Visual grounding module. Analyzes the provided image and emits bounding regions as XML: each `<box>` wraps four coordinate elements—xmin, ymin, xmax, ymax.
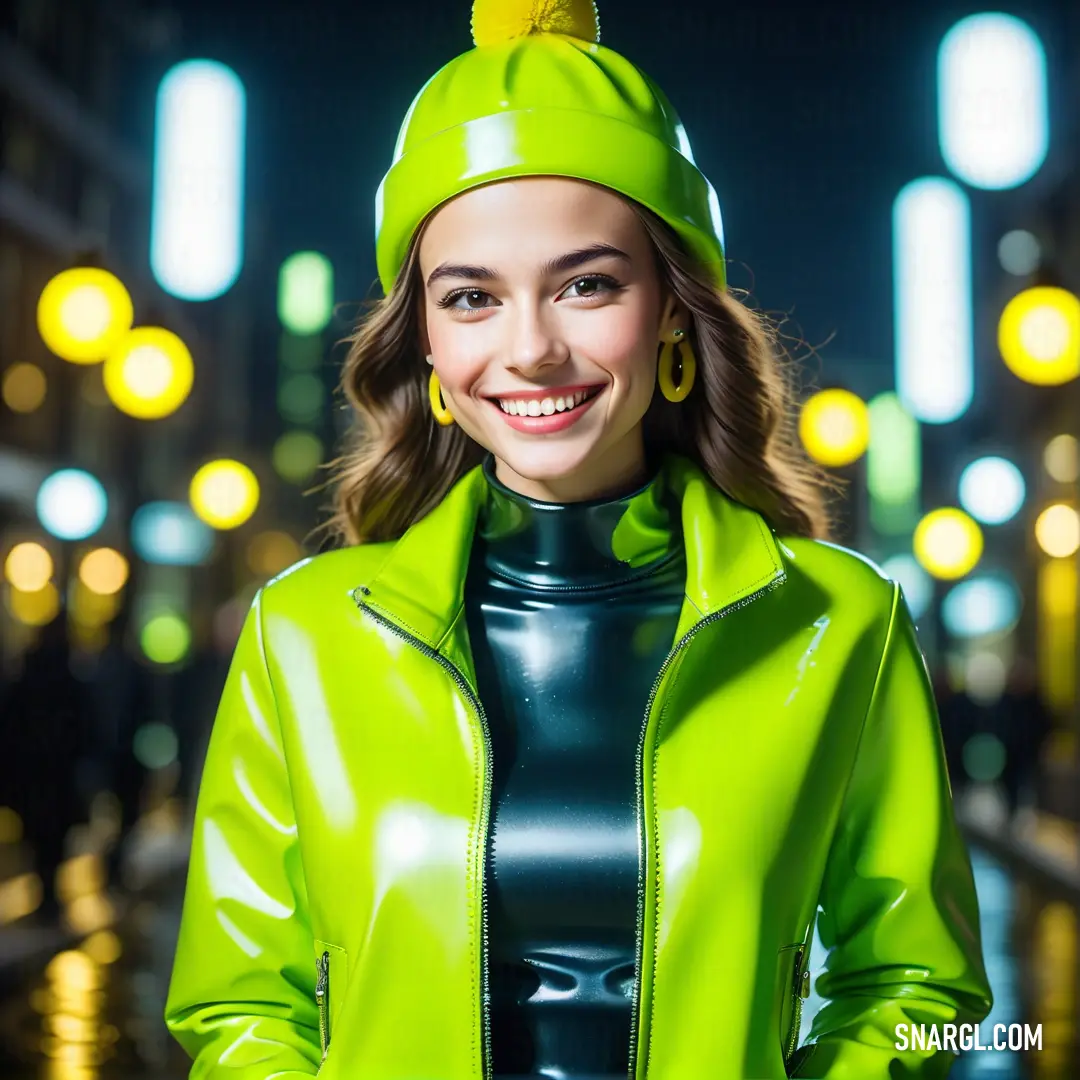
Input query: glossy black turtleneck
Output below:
<box><xmin>463</xmin><ymin>450</ymin><xmax>687</xmax><ymax>1080</ymax></box>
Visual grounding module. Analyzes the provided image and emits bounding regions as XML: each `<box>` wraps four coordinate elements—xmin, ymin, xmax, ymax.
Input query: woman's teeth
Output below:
<box><xmin>495</xmin><ymin>388</ymin><xmax>596</xmax><ymax>416</ymax></box>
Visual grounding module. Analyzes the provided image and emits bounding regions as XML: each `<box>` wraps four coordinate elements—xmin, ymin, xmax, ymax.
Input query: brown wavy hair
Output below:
<box><xmin>322</xmin><ymin>196</ymin><xmax>841</xmax><ymax>546</ymax></box>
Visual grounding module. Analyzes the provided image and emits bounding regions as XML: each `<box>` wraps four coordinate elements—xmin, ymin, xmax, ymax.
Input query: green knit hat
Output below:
<box><xmin>374</xmin><ymin>0</ymin><xmax>726</xmax><ymax>293</ymax></box>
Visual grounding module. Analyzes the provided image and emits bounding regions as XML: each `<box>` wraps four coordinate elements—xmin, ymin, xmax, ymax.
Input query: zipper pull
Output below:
<box><xmin>794</xmin><ymin>945</ymin><xmax>811</xmax><ymax>998</ymax></box>
<box><xmin>315</xmin><ymin>951</ymin><xmax>330</xmax><ymax>1060</ymax></box>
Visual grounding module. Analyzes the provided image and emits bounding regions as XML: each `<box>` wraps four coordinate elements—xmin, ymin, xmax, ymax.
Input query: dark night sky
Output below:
<box><xmin>135</xmin><ymin>0</ymin><xmax>1078</xmax><ymax>405</ymax></box>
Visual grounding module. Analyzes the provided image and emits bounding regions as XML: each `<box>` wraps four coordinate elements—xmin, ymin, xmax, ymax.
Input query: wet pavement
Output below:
<box><xmin>0</xmin><ymin>802</ymin><xmax>1076</xmax><ymax>1079</ymax></box>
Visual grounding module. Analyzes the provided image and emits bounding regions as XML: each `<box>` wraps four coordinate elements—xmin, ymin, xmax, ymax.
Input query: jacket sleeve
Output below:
<box><xmin>788</xmin><ymin>582</ymin><xmax>993</xmax><ymax>1079</ymax></box>
<box><xmin>164</xmin><ymin>588</ymin><xmax>321</xmax><ymax>1077</ymax></box>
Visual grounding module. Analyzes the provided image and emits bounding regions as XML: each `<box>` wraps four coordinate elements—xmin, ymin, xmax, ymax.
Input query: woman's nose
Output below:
<box><xmin>507</xmin><ymin>305</ymin><xmax>567</xmax><ymax>374</ymax></box>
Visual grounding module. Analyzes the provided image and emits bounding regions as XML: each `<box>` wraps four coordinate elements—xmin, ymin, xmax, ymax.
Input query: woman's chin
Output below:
<box><xmin>484</xmin><ymin>439</ymin><xmax>602</xmax><ymax>493</ymax></box>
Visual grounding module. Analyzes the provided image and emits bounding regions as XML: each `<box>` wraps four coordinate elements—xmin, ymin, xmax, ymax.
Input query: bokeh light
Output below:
<box><xmin>942</xmin><ymin>573</ymin><xmax>1021</xmax><ymax>638</ymax></box>
<box><xmin>938</xmin><ymin>13</ymin><xmax>1048</xmax><ymax>190</ymax></box>
<box><xmin>81</xmin><ymin>930</ymin><xmax>122</xmax><ymax>965</ymax></box>
<box><xmin>36</xmin><ymin>267</ymin><xmax>134</xmax><ymax>363</ymax></box>
<box><xmin>36</xmin><ymin>469</ymin><xmax>107</xmax><ymax>541</ymax></box>
<box><xmin>278</xmin><ymin>251</ymin><xmax>334</xmax><ymax>335</ymax></box>
<box><xmin>78</xmin><ymin>548</ymin><xmax>129</xmax><ymax>595</ymax></box>
<box><xmin>958</xmin><ymin>456</ymin><xmax>1025</xmax><ymax>524</ymax></box>
<box><xmin>867</xmin><ymin>392</ymin><xmax>920</xmax><ymax>535</ymax></box>
<box><xmin>1044</xmin><ymin>434</ymin><xmax>1079</xmax><ymax>483</ymax></box>
<box><xmin>189</xmin><ymin>459</ymin><xmax>260</xmax><ymax>530</ymax></box>
<box><xmin>6</xmin><ymin>583</ymin><xmax>60</xmax><ymax>626</ymax></box>
<box><xmin>103</xmin><ymin>326</ymin><xmax>194</xmax><ymax>419</ymax></box>
<box><xmin>893</xmin><ymin>177</ymin><xmax>973</xmax><ymax>423</ymax></box>
<box><xmin>881</xmin><ymin>553</ymin><xmax>934</xmax><ymax>621</ymax></box>
<box><xmin>140</xmin><ymin>612</ymin><xmax>191</xmax><ymax>664</ymax></box>
<box><xmin>4</xmin><ymin>542</ymin><xmax>53</xmax><ymax>592</ymax></box>
<box><xmin>133</xmin><ymin>722</ymin><xmax>179</xmax><ymax>769</ymax></box>
<box><xmin>71</xmin><ymin>578</ymin><xmax>121</xmax><ymax>629</ymax></box>
<box><xmin>962</xmin><ymin>731</ymin><xmax>1007</xmax><ymax>781</ymax></box>
<box><xmin>273</xmin><ymin>431</ymin><xmax>323</xmax><ymax>484</ymax></box>
<box><xmin>151</xmin><ymin>60</ymin><xmax>247</xmax><ymax>301</ymax></box>
<box><xmin>997</xmin><ymin>229</ymin><xmax>1041</xmax><ymax>276</ymax></box>
<box><xmin>965</xmin><ymin>651</ymin><xmax>1009</xmax><ymax>706</ymax></box>
<box><xmin>131</xmin><ymin>501</ymin><xmax>215</xmax><ymax>565</ymax></box>
<box><xmin>278</xmin><ymin>372</ymin><xmax>324</xmax><ymax>425</ymax></box>
<box><xmin>914</xmin><ymin>508</ymin><xmax>983</xmax><ymax>579</ymax></box>
<box><xmin>2</xmin><ymin>362</ymin><xmax>47</xmax><ymax>413</ymax></box>
<box><xmin>279</xmin><ymin>331</ymin><xmax>324</xmax><ymax>372</ymax></box>
<box><xmin>799</xmin><ymin>388</ymin><xmax>869</xmax><ymax>467</ymax></box>
<box><xmin>246</xmin><ymin>531</ymin><xmax>303</xmax><ymax>577</ymax></box>
<box><xmin>999</xmin><ymin>286</ymin><xmax>1080</xmax><ymax>386</ymax></box>
<box><xmin>1035</xmin><ymin>503</ymin><xmax>1080</xmax><ymax>558</ymax></box>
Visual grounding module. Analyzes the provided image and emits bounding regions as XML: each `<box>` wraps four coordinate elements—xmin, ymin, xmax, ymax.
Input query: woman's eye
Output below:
<box><xmin>561</xmin><ymin>275</ymin><xmax>617</xmax><ymax>300</ymax></box>
<box><xmin>439</xmin><ymin>289</ymin><xmax>495</xmax><ymax>311</ymax></box>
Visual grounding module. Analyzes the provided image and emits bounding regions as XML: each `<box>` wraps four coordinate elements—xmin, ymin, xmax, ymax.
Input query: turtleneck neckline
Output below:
<box><xmin>474</xmin><ymin>451</ymin><xmax>683</xmax><ymax>589</ymax></box>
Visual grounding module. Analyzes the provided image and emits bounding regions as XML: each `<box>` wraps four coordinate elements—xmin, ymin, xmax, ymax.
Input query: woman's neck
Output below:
<box><xmin>474</xmin><ymin>450</ymin><xmax>682</xmax><ymax>589</ymax></box>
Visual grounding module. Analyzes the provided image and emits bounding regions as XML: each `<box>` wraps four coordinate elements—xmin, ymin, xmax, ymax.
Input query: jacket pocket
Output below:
<box><xmin>777</xmin><ymin>942</ymin><xmax>811</xmax><ymax>1067</ymax></box>
<box><xmin>314</xmin><ymin>939</ymin><xmax>347</xmax><ymax>1067</ymax></box>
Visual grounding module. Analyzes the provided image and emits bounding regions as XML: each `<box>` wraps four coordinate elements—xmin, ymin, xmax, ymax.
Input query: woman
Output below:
<box><xmin>164</xmin><ymin>2</ymin><xmax>993</xmax><ymax>1078</ymax></box>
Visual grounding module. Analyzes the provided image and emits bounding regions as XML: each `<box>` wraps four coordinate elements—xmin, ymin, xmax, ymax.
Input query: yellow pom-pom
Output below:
<box><xmin>471</xmin><ymin>0</ymin><xmax>600</xmax><ymax>47</ymax></box>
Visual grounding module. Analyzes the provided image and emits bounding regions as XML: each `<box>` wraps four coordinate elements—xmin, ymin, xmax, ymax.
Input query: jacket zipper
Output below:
<box><xmin>785</xmin><ymin>943</ymin><xmax>811</xmax><ymax>1064</ymax></box>
<box><xmin>625</xmin><ymin>570</ymin><xmax>786</xmax><ymax>1079</ymax></box>
<box><xmin>353</xmin><ymin>588</ymin><xmax>495</xmax><ymax>1080</ymax></box>
<box><xmin>316</xmin><ymin>949</ymin><xmax>330</xmax><ymax>1063</ymax></box>
<box><xmin>354</xmin><ymin>568</ymin><xmax>786</xmax><ymax>1080</ymax></box>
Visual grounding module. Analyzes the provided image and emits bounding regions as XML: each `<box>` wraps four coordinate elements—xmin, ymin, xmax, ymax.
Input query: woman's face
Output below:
<box><xmin>417</xmin><ymin>177</ymin><xmax>683</xmax><ymax>502</ymax></box>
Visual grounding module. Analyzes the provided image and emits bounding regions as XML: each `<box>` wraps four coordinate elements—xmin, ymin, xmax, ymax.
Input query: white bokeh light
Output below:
<box><xmin>958</xmin><ymin>456</ymin><xmax>1026</xmax><ymax>525</ymax></box>
<box><xmin>36</xmin><ymin>469</ymin><xmax>108</xmax><ymax>541</ymax></box>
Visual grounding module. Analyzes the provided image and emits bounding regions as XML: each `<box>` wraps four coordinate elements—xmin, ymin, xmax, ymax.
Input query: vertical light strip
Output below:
<box><xmin>867</xmin><ymin>392</ymin><xmax>920</xmax><ymax>534</ymax></box>
<box><xmin>1037</xmin><ymin>558</ymin><xmax>1077</xmax><ymax>716</ymax></box>
<box><xmin>938</xmin><ymin>13</ymin><xmax>1049</xmax><ymax>190</ymax></box>
<box><xmin>893</xmin><ymin>177</ymin><xmax>973</xmax><ymax>424</ymax></box>
<box><xmin>151</xmin><ymin>60</ymin><xmax>247</xmax><ymax>301</ymax></box>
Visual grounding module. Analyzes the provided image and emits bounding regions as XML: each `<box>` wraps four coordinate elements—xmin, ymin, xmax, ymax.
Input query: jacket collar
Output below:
<box><xmin>353</xmin><ymin>452</ymin><xmax>787</xmax><ymax>682</ymax></box>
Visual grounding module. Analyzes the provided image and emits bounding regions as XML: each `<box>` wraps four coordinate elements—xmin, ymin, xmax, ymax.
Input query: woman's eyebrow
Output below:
<box><xmin>425</xmin><ymin>243</ymin><xmax>632</xmax><ymax>288</ymax></box>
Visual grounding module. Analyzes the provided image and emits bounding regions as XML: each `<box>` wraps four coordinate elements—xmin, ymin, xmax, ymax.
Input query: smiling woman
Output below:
<box><xmin>164</xmin><ymin>1</ymin><xmax>993</xmax><ymax>1078</ymax></box>
<box><xmin>326</xmin><ymin>170</ymin><xmax>839</xmax><ymax>538</ymax></box>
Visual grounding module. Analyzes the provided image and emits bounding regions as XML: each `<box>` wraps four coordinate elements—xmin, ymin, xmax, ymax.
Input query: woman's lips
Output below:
<box><xmin>486</xmin><ymin>385</ymin><xmax>605</xmax><ymax>434</ymax></box>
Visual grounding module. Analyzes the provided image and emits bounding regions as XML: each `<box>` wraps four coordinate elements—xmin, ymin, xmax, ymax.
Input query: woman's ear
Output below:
<box><xmin>659</xmin><ymin>292</ymin><xmax>686</xmax><ymax>340</ymax></box>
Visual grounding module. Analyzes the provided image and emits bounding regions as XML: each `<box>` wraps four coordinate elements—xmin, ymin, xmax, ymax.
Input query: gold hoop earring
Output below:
<box><xmin>658</xmin><ymin>330</ymin><xmax>696</xmax><ymax>402</ymax></box>
<box><xmin>428</xmin><ymin>370</ymin><xmax>455</xmax><ymax>425</ymax></box>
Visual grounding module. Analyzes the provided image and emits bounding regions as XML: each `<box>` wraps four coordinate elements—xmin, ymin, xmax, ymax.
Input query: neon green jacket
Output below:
<box><xmin>164</xmin><ymin>452</ymin><xmax>992</xmax><ymax>1079</ymax></box>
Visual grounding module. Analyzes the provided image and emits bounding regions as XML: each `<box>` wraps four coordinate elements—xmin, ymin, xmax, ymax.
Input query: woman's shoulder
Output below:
<box><xmin>773</xmin><ymin>533</ymin><xmax>900</xmax><ymax>616</ymax></box>
<box><xmin>258</xmin><ymin>541</ymin><xmax>397</xmax><ymax>610</ymax></box>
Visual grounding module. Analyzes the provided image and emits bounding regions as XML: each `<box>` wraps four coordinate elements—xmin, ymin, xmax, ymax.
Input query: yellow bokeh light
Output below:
<box><xmin>0</xmin><ymin>807</ymin><xmax>24</xmax><ymax>844</ymax></box>
<box><xmin>71</xmin><ymin>579</ymin><xmax>120</xmax><ymax>628</ymax></box>
<box><xmin>4</xmin><ymin>542</ymin><xmax>53</xmax><ymax>591</ymax></box>
<box><xmin>78</xmin><ymin>548</ymin><xmax>129</xmax><ymax>595</ymax></box>
<box><xmin>1044</xmin><ymin>434</ymin><xmax>1079</xmax><ymax>484</ymax></box>
<box><xmin>103</xmin><ymin>327</ymin><xmax>194</xmax><ymax>419</ymax></box>
<box><xmin>246</xmin><ymin>531</ymin><xmax>302</xmax><ymax>577</ymax></box>
<box><xmin>0</xmin><ymin>871</ymin><xmax>42</xmax><ymax>924</ymax></box>
<box><xmin>799</xmin><ymin>388</ymin><xmax>869</xmax><ymax>467</ymax></box>
<box><xmin>6</xmin><ymin>582</ymin><xmax>61</xmax><ymax>626</ymax></box>
<box><xmin>190</xmin><ymin>459</ymin><xmax>260</xmax><ymax>530</ymax></box>
<box><xmin>914</xmin><ymin>508</ymin><xmax>983</xmax><ymax>580</ymax></box>
<box><xmin>2</xmin><ymin>362</ymin><xmax>47</xmax><ymax>413</ymax></box>
<box><xmin>37</xmin><ymin>268</ymin><xmax>134</xmax><ymax>364</ymax></box>
<box><xmin>1035</xmin><ymin>503</ymin><xmax>1080</xmax><ymax>558</ymax></box>
<box><xmin>80</xmin><ymin>930</ymin><xmax>122</xmax><ymax>965</ymax></box>
<box><xmin>999</xmin><ymin>286</ymin><xmax>1080</xmax><ymax>386</ymax></box>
